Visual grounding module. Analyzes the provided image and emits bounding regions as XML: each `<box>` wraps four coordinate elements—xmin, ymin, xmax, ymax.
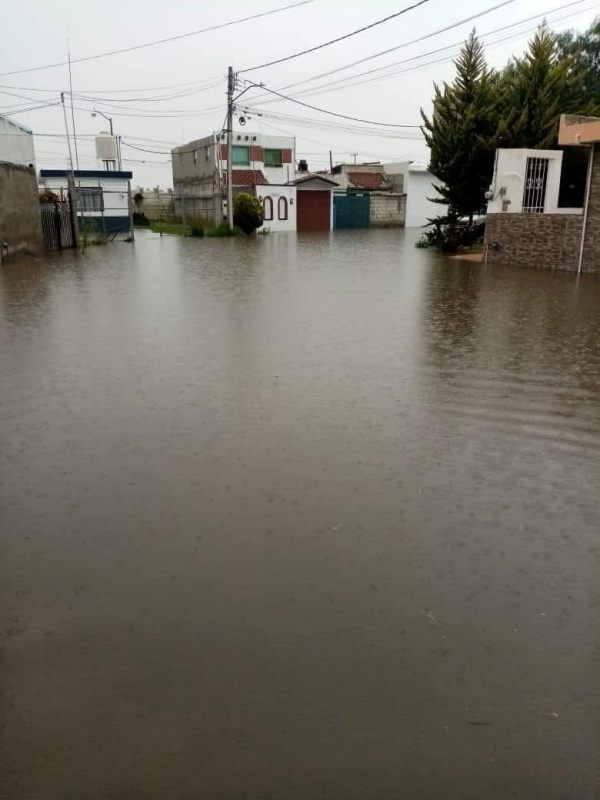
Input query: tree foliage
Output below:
<box><xmin>556</xmin><ymin>17</ymin><xmax>600</xmax><ymax>106</ymax></box>
<box><xmin>233</xmin><ymin>192</ymin><xmax>264</xmax><ymax>235</ymax></box>
<box><xmin>497</xmin><ymin>23</ymin><xmax>593</xmax><ymax>149</ymax></box>
<box><xmin>421</xmin><ymin>31</ymin><xmax>499</xmax><ymax>222</ymax></box>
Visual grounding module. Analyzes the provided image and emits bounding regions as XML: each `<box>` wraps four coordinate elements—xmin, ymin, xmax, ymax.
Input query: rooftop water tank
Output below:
<box><xmin>95</xmin><ymin>132</ymin><xmax>118</xmax><ymax>161</ymax></box>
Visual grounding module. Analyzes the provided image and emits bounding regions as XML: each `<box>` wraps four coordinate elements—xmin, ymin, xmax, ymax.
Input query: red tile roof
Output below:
<box><xmin>232</xmin><ymin>170</ymin><xmax>268</xmax><ymax>186</ymax></box>
<box><xmin>347</xmin><ymin>171</ymin><xmax>386</xmax><ymax>190</ymax></box>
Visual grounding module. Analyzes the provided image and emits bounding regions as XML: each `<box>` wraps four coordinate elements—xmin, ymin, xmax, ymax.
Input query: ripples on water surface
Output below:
<box><xmin>1</xmin><ymin>230</ymin><xmax>599</xmax><ymax>799</ymax></box>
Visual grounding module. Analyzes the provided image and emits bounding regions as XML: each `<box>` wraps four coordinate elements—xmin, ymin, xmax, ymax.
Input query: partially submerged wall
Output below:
<box><xmin>485</xmin><ymin>213</ymin><xmax>583</xmax><ymax>272</ymax></box>
<box><xmin>369</xmin><ymin>192</ymin><xmax>406</xmax><ymax>228</ymax></box>
<box><xmin>484</xmin><ymin>144</ymin><xmax>600</xmax><ymax>273</ymax></box>
<box><xmin>0</xmin><ymin>162</ymin><xmax>43</xmax><ymax>260</ymax></box>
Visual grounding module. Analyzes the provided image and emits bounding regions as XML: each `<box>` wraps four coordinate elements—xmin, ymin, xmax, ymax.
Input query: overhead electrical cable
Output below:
<box><xmin>240</xmin><ymin>0</ymin><xmax>432</xmax><ymax>72</ymax></box>
<box><xmin>245</xmin><ymin>0</ymin><xmax>597</xmax><ymax>105</ymax></box>
<box><xmin>0</xmin><ymin>0</ymin><xmax>314</xmax><ymax>77</ymax></box>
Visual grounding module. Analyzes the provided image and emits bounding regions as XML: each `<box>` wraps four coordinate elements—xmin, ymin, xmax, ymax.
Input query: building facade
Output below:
<box><xmin>39</xmin><ymin>169</ymin><xmax>133</xmax><ymax>235</ymax></box>
<box><xmin>329</xmin><ymin>162</ymin><xmax>407</xmax><ymax>229</ymax></box>
<box><xmin>0</xmin><ymin>115</ymin><xmax>36</xmax><ymax>168</ymax></box>
<box><xmin>172</xmin><ymin>132</ymin><xmax>296</xmax><ymax>228</ymax></box>
<box><xmin>484</xmin><ymin>118</ymin><xmax>600</xmax><ymax>273</ymax></box>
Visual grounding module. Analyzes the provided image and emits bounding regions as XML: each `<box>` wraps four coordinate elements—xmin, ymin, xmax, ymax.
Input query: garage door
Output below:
<box><xmin>297</xmin><ymin>191</ymin><xmax>331</xmax><ymax>232</ymax></box>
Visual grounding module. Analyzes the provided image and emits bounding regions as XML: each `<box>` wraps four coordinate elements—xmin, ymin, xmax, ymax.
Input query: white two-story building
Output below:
<box><xmin>172</xmin><ymin>131</ymin><xmax>338</xmax><ymax>233</ymax></box>
<box><xmin>172</xmin><ymin>131</ymin><xmax>297</xmax><ymax>231</ymax></box>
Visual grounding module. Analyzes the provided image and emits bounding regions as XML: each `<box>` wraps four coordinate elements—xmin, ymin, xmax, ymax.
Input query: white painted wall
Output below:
<box><xmin>218</xmin><ymin>131</ymin><xmax>296</xmax><ymax>185</ymax></box>
<box><xmin>41</xmin><ymin>175</ymin><xmax>130</xmax><ymax>218</ymax></box>
<box><xmin>256</xmin><ymin>185</ymin><xmax>297</xmax><ymax>232</ymax></box>
<box><xmin>405</xmin><ymin>170</ymin><xmax>443</xmax><ymax>227</ymax></box>
<box><xmin>487</xmin><ymin>148</ymin><xmax>578</xmax><ymax>214</ymax></box>
<box><xmin>0</xmin><ymin>115</ymin><xmax>35</xmax><ymax>167</ymax></box>
<box><xmin>383</xmin><ymin>161</ymin><xmax>411</xmax><ymax>193</ymax></box>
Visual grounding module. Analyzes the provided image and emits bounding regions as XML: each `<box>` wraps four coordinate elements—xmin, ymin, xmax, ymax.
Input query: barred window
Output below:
<box><xmin>77</xmin><ymin>187</ymin><xmax>104</xmax><ymax>212</ymax></box>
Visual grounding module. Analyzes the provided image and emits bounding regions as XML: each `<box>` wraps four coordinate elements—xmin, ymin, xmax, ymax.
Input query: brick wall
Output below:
<box><xmin>484</xmin><ymin>213</ymin><xmax>583</xmax><ymax>271</ymax></box>
<box><xmin>369</xmin><ymin>192</ymin><xmax>406</xmax><ymax>228</ymax></box>
<box><xmin>0</xmin><ymin>161</ymin><xmax>43</xmax><ymax>260</ymax></box>
<box><xmin>581</xmin><ymin>146</ymin><xmax>600</xmax><ymax>272</ymax></box>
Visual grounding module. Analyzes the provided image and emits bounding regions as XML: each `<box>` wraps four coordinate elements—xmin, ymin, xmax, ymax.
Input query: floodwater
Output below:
<box><xmin>1</xmin><ymin>229</ymin><xmax>599</xmax><ymax>800</ymax></box>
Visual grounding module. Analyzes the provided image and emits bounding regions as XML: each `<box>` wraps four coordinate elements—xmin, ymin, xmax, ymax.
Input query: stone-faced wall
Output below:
<box><xmin>581</xmin><ymin>147</ymin><xmax>600</xmax><ymax>272</ymax></box>
<box><xmin>0</xmin><ymin>161</ymin><xmax>43</xmax><ymax>259</ymax></box>
<box><xmin>369</xmin><ymin>192</ymin><xmax>406</xmax><ymax>228</ymax></box>
<box><xmin>484</xmin><ymin>213</ymin><xmax>583</xmax><ymax>271</ymax></box>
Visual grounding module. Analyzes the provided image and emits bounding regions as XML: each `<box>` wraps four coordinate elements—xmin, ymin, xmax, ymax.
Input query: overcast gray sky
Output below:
<box><xmin>2</xmin><ymin>0</ymin><xmax>598</xmax><ymax>187</ymax></box>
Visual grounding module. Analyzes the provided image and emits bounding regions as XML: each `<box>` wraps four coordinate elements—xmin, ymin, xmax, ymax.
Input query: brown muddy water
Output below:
<box><xmin>1</xmin><ymin>229</ymin><xmax>599</xmax><ymax>800</ymax></box>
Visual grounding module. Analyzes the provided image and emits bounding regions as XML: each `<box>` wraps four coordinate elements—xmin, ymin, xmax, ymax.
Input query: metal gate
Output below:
<box><xmin>40</xmin><ymin>198</ymin><xmax>75</xmax><ymax>251</ymax></box>
<box><xmin>297</xmin><ymin>190</ymin><xmax>331</xmax><ymax>232</ymax></box>
<box><xmin>334</xmin><ymin>193</ymin><xmax>370</xmax><ymax>229</ymax></box>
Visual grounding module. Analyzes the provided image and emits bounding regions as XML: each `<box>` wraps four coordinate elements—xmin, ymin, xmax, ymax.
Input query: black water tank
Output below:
<box><xmin>298</xmin><ymin>159</ymin><xmax>308</xmax><ymax>172</ymax></box>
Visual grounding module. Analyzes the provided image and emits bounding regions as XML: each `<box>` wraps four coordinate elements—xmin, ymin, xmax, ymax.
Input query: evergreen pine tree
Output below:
<box><xmin>497</xmin><ymin>23</ymin><xmax>593</xmax><ymax>149</ymax></box>
<box><xmin>421</xmin><ymin>31</ymin><xmax>499</xmax><ymax>223</ymax></box>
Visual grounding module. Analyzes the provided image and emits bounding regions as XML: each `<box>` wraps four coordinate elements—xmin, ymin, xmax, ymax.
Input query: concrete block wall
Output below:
<box><xmin>369</xmin><ymin>192</ymin><xmax>406</xmax><ymax>228</ymax></box>
<box><xmin>485</xmin><ymin>213</ymin><xmax>583</xmax><ymax>271</ymax></box>
<box><xmin>0</xmin><ymin>161</ymin><xmax>43</xmax><ymax>259</ymax></box>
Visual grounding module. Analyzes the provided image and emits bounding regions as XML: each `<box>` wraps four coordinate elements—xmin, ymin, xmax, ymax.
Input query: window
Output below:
<box><xmin>278</xmin><ymin>196</ymin><xmax>288</xmax><ymax>220</ymax></box>
<box><xmin>264</xmin><ymin>148</ymin><xmax>283</xmax><ymax>167</ymax></box>
<box><xmin>205</xmin><ymin>146</ymin><xmax>211</xmax><ymax>161</ymax></box>
<box><xmin>522</xmin><ymin>157</ymin><xmax>549</xmax><ymax>213</ymax></box>
<box><xmin>263</xmin><ymin>196</ymin><xmax>273</xmax><ymax>221</ymax></box>
<box><xmin>77</xmin><ymin>187</ymin><xmax>104</xmax><ymax>212</ymax></box>
<box><xmin>232</xmin><ymin>145</ymin><xmax>250</xmax><ymax>165</ymax></box>
<box><xmin>193</xmin><ymin>150</ymin><xmax>198</xmax><ymax>165</ymax></box>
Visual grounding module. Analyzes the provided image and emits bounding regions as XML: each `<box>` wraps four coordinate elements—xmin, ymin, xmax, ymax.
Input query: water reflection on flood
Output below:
<box><xmin>1</xmin><ymin>230</ymin><xmax>599</xmax><ymax>800</ymax></box>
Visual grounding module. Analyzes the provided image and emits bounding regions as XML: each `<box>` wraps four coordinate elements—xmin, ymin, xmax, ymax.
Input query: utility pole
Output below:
<box><xmin>351</xmin><ymin>152</ymin><xmax>358</xmax><ymax>166</ymax></box>
<box><xmin>61</xmin><ymin>92</ymin><xmax>79</xmax><ymax>248</ymax></box>
<box><xmin>226</xmin><ymin>66</ymin><xmax>234</xmax><ymax>230</ymax></box>
<box><xmin>329</xmin><ymin>150</ymin><xmax>333</xmax><ymax>173</ymax></box>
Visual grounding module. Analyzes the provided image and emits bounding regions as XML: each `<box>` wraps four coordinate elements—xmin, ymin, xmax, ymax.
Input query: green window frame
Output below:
<box><xmin>264</xmin><ymin>148</ymin><xmax>283</xmax><ymax>167</ymax></box>
<box><xmin>232</xmin><ymin>145</ymin><xmax>250</xmax><ymax>165</ymax></box>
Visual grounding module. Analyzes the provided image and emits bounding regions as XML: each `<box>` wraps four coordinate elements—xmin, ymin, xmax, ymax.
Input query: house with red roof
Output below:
<box><xmin>329</xmin><ymin>162</ymin><xmax>408</xmax><ymax>229</ymax></box>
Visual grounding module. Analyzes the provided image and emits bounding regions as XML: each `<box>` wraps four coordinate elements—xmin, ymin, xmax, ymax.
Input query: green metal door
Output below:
<box><xmin>334</xmin><ymin>193</ymin><xmax>370</xmax><ymax>229</ymax></box>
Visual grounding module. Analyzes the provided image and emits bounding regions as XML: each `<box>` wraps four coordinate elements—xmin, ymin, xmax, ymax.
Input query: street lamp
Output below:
<box><xmin>91</xmin><ymin>109</ymin><xmax>121</xmax><ymax>170</ymax></box>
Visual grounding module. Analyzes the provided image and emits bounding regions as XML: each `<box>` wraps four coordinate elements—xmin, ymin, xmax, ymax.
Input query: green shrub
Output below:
<box><xmin>206</xmin><ymin>222</ymin><xmax>235</xmax><ymax>237</ymax></box>
<box><xmin>233</xmin><ymin>193</ymin><xmax>264</xmax><ymax>235</ymax></box>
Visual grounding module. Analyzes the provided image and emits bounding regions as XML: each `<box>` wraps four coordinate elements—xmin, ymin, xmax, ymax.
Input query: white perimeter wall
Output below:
<box><xmin>487</xmin><ymin>148</ymin><xmax>573</xmax><ymax>214</ymax></box>
<box><xmin>256</xmin><ymin>186</ymin><xmax>297</xmax><ymax>232</ymax></box>
<box><xmin>405</xmin><ymin>170</ymin><xmax>443</xmax><ymax>227</ymax></box>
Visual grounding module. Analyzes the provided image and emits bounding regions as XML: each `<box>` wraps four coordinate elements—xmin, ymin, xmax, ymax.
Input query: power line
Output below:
<box><xmin>248</xmin><ymin>0</ymin><xmax>598</xmax><ymax>105</ymax></box>
<box><xmin>240</xmin><ymin>0</ymin><xmax>432</xmax><ymax>72</ymax></box>
<box><xmin>0</xmin><ymin>0</ymin><xmax>315</xmax><ymax>77</ymax></box>
<box><xmin>243</xmin><ymin>107</ymin><xmax>425</xmax><ymax>139</ymax></box>
<box><xmin>0</xmin><ymin>76</ymin><xmax>224</xmax><ymax>95</ymax></box>
<box><xmin>271</xmin><ymin>0</ymin><xmax>518</xmax><ymax>91</ymax></box>
<box><xmin>242</xmin><ymin>83</ymin><xmax>422</xmax><ymax>127</ymax></box>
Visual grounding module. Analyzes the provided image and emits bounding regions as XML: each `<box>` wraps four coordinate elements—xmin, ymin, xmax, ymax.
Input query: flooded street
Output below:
<box><xmin>1</xmin><ymin>229</ymin><xmax>599</xmax><ymax>799</ymax></box>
